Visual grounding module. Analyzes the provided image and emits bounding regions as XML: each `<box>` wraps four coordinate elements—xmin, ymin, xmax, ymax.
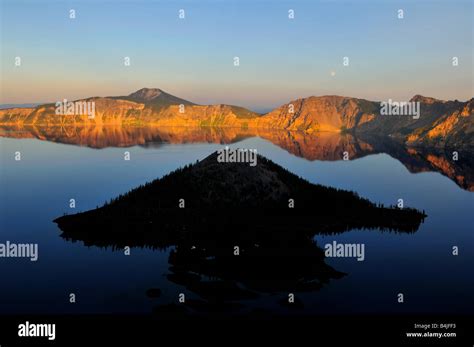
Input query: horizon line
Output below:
<box><xmin>1</xmin><ymin>88</ymin><xmax>473</xmax><ymax>113</ymax></box>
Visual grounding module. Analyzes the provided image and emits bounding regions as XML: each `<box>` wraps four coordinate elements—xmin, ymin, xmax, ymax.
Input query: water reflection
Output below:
<box><xmin>1</xmin><ymin>124</ymin><xmax>472</xmax><ymax>191</ymax></box>
<box><xmin>55</xmin><ymin>151</ymin><xmax>425</xmax><ymax>316</ymax></box>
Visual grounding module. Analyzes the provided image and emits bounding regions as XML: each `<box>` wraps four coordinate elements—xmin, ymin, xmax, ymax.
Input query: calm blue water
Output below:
<box><xmin>0</xmin><ymin>136</ymin><xmax>473</xmax><ymax>315</ymax></box>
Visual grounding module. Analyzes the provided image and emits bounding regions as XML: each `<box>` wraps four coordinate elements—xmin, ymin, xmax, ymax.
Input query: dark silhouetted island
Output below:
<box><xmin>54</xmin><ymin>151</ymin><xmax>426</xmax><ymax>249</ymax></box>
<box><xmin>53</xmin><ymin>152</ymin><xmax>427</xmax><ymax>315</ymax></box>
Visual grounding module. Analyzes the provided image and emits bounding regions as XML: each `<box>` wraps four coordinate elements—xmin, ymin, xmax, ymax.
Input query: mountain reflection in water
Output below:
<box><xmin>1</xmin><ymin>124</ymin><xmax>472</xmax><ymax>191</ymax></box>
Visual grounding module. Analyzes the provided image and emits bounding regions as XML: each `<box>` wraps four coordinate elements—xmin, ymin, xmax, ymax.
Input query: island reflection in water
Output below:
<box><xmin>54</xmin><ymin>150</ymin><xmax>425</xmax><ymax>316</ymax></box>
<box><xmin>1</xmin><ymin>124</ymin><xmax>472</xmax><ymax>316</ymax></box>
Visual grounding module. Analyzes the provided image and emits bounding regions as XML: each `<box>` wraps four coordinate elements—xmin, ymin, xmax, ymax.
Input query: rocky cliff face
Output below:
<box><xmin>405</xmin><ymin>98</ymin><xmax>474</xmax><ymax>148</ymax></box>
<box><xmin>0</xmin><ymin>92</ymin><xmax>379</xmax><ymax>131</ymax></box>
<box><xmin>0</xmin><ymin>92</ymin><xmax>261</xmax><ymax>127</ymax></box>
<box><xmin>253</xmin><ymin>96</ymin><xmax>378</xmax><ymax>132</ymax></box>
<box><xmin>144</xmin><ymin>104</ymin><xmax>261</xmax><ymax>127</ymax></box>
<box><xmin>0</xmin><ymin>88</ymin><xmax>472</xmax><ymax>148</ymax></box>
<box><xmin>355</xmin><ymin>96</ymin><xmax>469</xmax><ymax>143</ymax></box>
<box><xmin>0</xmin><ymin>98</ymin><xmax>145</xmax><ymax>125</ymax></box>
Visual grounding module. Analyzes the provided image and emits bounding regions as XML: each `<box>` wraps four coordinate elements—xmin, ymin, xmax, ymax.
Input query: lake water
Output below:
<box><xmin>0</xmin><ymin>128</ymin><xmax>473</xmax><ymax>315</ymax></box>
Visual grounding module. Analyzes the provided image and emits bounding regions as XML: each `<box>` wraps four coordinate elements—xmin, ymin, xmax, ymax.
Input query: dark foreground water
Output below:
<box><xmin>0</xmin><ymin>131</ymin><xmax>473</xmax><ymax>315</ymax></box>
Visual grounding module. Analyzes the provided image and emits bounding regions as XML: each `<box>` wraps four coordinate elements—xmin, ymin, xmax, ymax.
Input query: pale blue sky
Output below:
<box><xmin>1</xmin><ymin>0</ymin><xmax>472</xmax><ymax>111</ymax></box>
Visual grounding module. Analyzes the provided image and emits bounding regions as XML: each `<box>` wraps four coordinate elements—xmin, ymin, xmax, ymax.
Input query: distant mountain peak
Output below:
<box><xmin>128</xmin><ymin>88</ymin><xmax>164</xmax><ymax>101</ymax></box>
<box><xmin>410</xmin><ymin>95</ymin><xmax>442</xmax><ymax>104</ymax></box>
<box><xmin>123</xmin><ymin>87</ymin><xmax>194</xmax><ymax>106</ymax></box>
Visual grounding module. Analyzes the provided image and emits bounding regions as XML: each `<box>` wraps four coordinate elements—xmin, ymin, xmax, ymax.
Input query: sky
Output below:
<box><xmin>1</xmin><ymin>0</ymin><xmax>472</xmax><ymax>111</ymax></box>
